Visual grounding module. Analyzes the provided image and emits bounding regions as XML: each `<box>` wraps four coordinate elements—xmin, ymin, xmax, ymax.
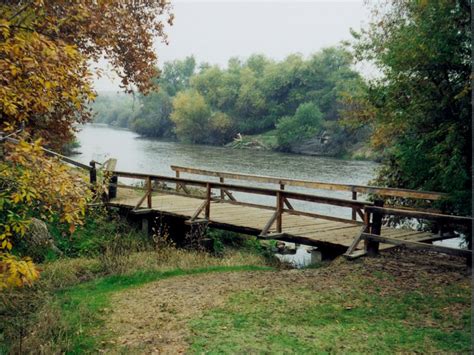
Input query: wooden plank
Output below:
<box><xmin>360</xmin><ymin>233</ymin><xmax>472</xmax><ymax>258</ymax></box>
<box><xmin>344</xmin><ymin>249</ymin><xmax>367</xmax><ymax>260</ymax></box>
<box><xmin>297</xmin><ymin>226</ymin><xmax>362</xmax><ymax>241</ymax></box>
<box><xmin>130</xmin><ymin>208</ymin><xmax>153</xmax><ymax>215</ymax></box>
<box><xmin>344</xmin><ymin>228</ymin><xmax>366</xmax><ymax>256</ymax></box>
<box><xmin>279</xmin><ymin>218</ymin><xmax>337</xmax><ymax>230</ymax></box>
<box><xmin>189</xmin><ymin>200</ymin><xmax>208</xmax><ymax>221</ymax></box>
<box><xmin>283</xmin><ymin>209</ymin><xmax>362</xmax><ymax>225</ymax></box>
<box><xmin>104</xmin><ymin>158</ymin><xmax>117</xmax><ymax>172</ymax></box>
<box><xmin>133</xmin><ymin>191</ymin><xmax>149</xmax><ymax>210</ymax></box>
<box><xmin>170</xmin><ymin>165</ymin><xmax>446</xmax><ymax>200</ymax></box>
<box><xmin>260</xmin><ymin>211</ymin><xmax>279</xmax><ymax>236</ymax></box>
<box><xmin>366</xmin><ymin>206</ymin><xmax>473</xmax><ymax>224</ymax></box>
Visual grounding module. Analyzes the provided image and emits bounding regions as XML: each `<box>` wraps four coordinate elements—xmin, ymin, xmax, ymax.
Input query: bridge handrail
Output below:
<box><xmin>365</xmin><ymin>206</ymin><xmax>473</xmax><ymax>224</ymax></box>
<box><xmin>170</xmin><ymin>165</ymin><xmax>446</xmax><ymax>201</ymax></box>
<box><xmin>113</xmin><ymin>170</ymin><xmax>372</xmax><ymax>210</ymax></box>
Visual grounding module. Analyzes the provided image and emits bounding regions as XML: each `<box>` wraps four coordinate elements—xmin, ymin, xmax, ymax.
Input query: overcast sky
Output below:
<box><xmin>95</xmin><ymin>0</ymin><xmax>371</xmax><ymax>91</ymax></box>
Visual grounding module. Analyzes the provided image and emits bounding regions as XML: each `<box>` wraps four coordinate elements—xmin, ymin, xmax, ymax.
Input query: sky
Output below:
<box><xmin>94</xmin><ymin>0</ymin><xmax>372</xmax><ymax>91</ymax></box>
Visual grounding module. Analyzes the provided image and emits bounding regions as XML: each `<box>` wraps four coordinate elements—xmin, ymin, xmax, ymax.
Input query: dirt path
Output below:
<box><xmin>105</xmin><ymin>269</ymin><xmax>314</xmax><ymax>353</ymax></box>
<box><xmin>104</xmin><ymin>249</ymin><xmax>469</xmax><ymax>353</ymax></box>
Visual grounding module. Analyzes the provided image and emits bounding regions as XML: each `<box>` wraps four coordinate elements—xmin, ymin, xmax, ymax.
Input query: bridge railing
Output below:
<box><xmin>170</xmin><ymin>165</ymin><xmax>446</xmax><ymax>221</ymax></box>
<box><xmin>111</xmin><ymin>170</ymin><xmax>371</xmax><ymax>234</ymax></box>
<box><xmin>353</xmin><ymin>205</ymin><xmax>473</xmax><ymax>263</ymax></box>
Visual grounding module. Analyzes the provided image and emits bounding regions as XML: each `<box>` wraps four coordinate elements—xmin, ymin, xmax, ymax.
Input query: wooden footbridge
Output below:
<box><xmin>4</xmin><ymin>134</ymin><xmax>470</xmax><ymax>262</ymax></box>
<box><xmin>96</xmin><ymin>162</ymin><xmax>471</xmax><ymax>261</ymax></box>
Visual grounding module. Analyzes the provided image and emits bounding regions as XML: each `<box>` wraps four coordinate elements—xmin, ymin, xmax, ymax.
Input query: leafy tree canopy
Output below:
<box><xmin>348</xmin><ymin>0</ymin><xmax>471</xmax><ymax>215</ymax></box>
<box><xmin>0</xmin><ymin>0</ymin><xmax>172</xmax><ymax>287</ymax></box>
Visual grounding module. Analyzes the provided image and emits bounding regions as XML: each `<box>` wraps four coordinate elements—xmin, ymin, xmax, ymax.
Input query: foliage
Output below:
<box><xmin>348</xmin><ymin>0</ymin><xmax>471</xmax><ymax>215</ymax></box>
<box><xmin>0</xmin><ymin>0</ymin><xmax>173</xmax><ymax>147</ymax></box>
<box><xmin>94</xmin><ymin>48</ymin><xmax>365</xmax><ymax>151</ymax></box>
<box><xmin>0</xmin><ymin>0</ymin><xmax>172</xmax><ymax>287</ymax></box>
<box><xmin>171</xmin><ymin>90</ymin><xmax>212</xmax><ymax>143</ymax></box>
<box><xmin>0</xmin><ymin>139</ymin><xmax>91</xmax><ymax>288</ymax></box>
<box><xmin>91</xmin><ymin>93</ymin><xmax>139</xmax><ymax>128</ymax></box>
<box><xmin>132</xmin><ymin>91</ymin><xmax>174</xmax><ymax>137</ymax></box>
<box><xmin>159</xmin><ymin>56</ymin><xmax>197</xmax><ymax>97</ymax></box>
<box><xmin>276</xmin><ymin>102</ymin><xmax>323</xmax><ymax>151</ymax></box>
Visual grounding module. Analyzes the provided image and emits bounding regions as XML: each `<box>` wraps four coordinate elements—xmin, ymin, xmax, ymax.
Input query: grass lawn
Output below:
<box><xmin>2</xmin><ymin>248</ymin><xmax>471</xmax><ymax>353</ymax></box>
<box><xmin>189</xmin><ymin>273</ymin><xmax>470</xmax><ymax>353</ymax></box>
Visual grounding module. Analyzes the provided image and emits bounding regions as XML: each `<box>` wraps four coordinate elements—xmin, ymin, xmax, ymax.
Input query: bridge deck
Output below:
<box><xmin>109</xmin><ymin>188</ymin><xmax>434</xmax><ymax>250</ymax></box>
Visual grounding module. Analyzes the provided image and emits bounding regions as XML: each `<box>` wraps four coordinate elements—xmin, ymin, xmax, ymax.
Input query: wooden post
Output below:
<box><xmin>352</xmin><ymin>191</ymin><xmax>357</xmax><ymax>221</ymax></box>
<box><xmin>89</xmin><ymin>161</ymin><xmax>97</xmax><ymax>198</ymax></box>
<box><xmin>205</xmin><ymin>183</ymin><xmax>211</xmax><ymax>219</ymax></box>
<box><xmin>89</xmin><ymin>161</ymin><xmax>97</xmax><ymax>185</ymax></box>
<box><xmin>363</xmin><ymin>208</ymin><xmax>370</xmax><ymax>232</ymax></box>
<box><xmin>220</xmin><ymin>177</ymin><xmax>224</xmax><ymax>200</ymax></box>
<box><xmin>142</xmin><ymin>217</ymin><xmax>149</xmax><ymax>235</ymax></box>
<box><xmin>366</xmin><ymin>199</ymin><xmax>384</xmax><ymax>256</ymax></box>
<box><xmin>146</xmin><ymin>177</ymin><xmax>152</xmax><ymax>208</ymax></box>
<box><xmin>108</xmin><ymin>175</ymin><xmax>118</xmax><ymax>199</ymax></box>
<box><xmin>175</xmin><ymin>171</ymin><xmax>180</xmax><ymax>192</ymax></box>
<box><xmin>276</xmin><ymin>191</ymin><xmax>283</xmax><ymax>233</ymax></box>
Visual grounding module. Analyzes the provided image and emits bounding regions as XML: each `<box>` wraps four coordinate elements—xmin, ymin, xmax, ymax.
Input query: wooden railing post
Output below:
<box><xmin>146</xmin><ymin>177</ymin><xmax>152</xmax><ymax>208</ymax></box>
<box><xmin>108</xmin><ymin>175</ymin><xmax>118</xmax><ymax>199</ymax></box>
<box><xmin>175</xmin><ymin>171</ymin><xmax>180</xmax><ymax>192</ymax></box>
<box><xmin>363</xmin><ymin>208</ymin><xmax>370</xmax><ymax>232</ymax></box>
<box><xmin>89</xmin><ymin>161</ymin><xmax>97</xmax><ymax>186</ymax></box>
<box><xmin>276</xmin><ymin>191</ymin><xmax>283</xmax><ymax>233</ymax></box>
<box><xmin>219</xmin><ymin>177</ymin><xmax>224</xmax><ymax>200</ymax></box>
<box><xmin>352</xmin><ymin>191</ymin><xmax>357</xmax><ymax>220</ymax></box>
<box><xmin>366</xmin><ymin>199</ymin><xmax>384</xmax><ymax>256</ymax></box>
<box><xmin>205</xmin><ymin>183</ymin><xmax>211</xmax><ymax>219</ymax></box>
<box><xmin>89</xmin><ymin>161</ymin><xmax>98</xmax><ymax>199</ymax></box>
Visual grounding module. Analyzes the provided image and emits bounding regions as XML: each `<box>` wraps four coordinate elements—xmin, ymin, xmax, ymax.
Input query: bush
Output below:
<box><xmin>47</xmin><ymin>209</ymin><xmax>151</xmax><ymax>260</ymax></box>
<box><xmin>276</xmin><ymin>102</ymin><xmax>323</xmax><ymax>151</ymax></box>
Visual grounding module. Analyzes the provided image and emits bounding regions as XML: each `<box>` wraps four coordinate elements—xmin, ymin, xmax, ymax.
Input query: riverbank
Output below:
<box><xmin>226</xmin><ymin>129</ymin><xmax>379</xmax><ymax>161</ymax></box>
<box><xmin>2</xmin><ymin>246</ymin><xmax>470</xmax><ymax>353</ymax></box>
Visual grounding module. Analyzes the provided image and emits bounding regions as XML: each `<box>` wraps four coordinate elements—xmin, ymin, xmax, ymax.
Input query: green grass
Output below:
<box><xmin>54</xmin><ymin>265</ymin><xmax>273</xmax><ymax>353</ymax></box>
<box><xmin>189</xmin><ymin>281</ymin><xmax>471</xmax><ymax>353</ymax></box>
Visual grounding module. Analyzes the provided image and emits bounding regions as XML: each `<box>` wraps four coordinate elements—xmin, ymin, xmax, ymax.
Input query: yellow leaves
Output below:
<box><xmin>1</xmin><ymin>138</ymin><xmax>91</xmax><ymax>286</ymax></box>
<box><xmin>1</xmin><ymin>240</ymin><xmax>13</xmax><ymax>251</ymax></box>
<box><xmin>64</xmin><ymin>44</ymin><xmax>79</xmax><ymax>58</ymax></box>
<box><xmin>0</xmin><ymin>253</ymin><xmax>40</xmax><ymax>289</ymax></box>
<box><xmin>0</xmin><ymin>19</ymin><xmax>10</xmax><ymax>38</ymax></box>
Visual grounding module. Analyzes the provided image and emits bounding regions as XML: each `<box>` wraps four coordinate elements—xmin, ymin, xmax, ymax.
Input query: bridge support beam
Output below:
<box><xmin>141</xmin><ymin>216</ymin><xmax>149</xmax><ymax>235</ymax></box>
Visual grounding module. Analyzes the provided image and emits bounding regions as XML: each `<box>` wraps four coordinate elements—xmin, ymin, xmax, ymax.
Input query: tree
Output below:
<box><xmin>276</xmin><ymin>102</ymin><xmax>323</xmax><ymax>151</ymax></box>
<box><xmin>132</xmin><ymin>91</ymin><xmax>173</xmax><ymax>137</ymax></box>
<box><xmin>349</xmin><ymin>0</ymin><xmax>471</xmax><ymax>215</ymax></box>
<box><xmin>171</xmin><ymin>90</ymin><xmax>211</xmax><ymax>143</ymax></box>
<box><xmin>0</xmin><ymin>0</ymin><xmax>173</xmax><ymax>287</ymax></box>
<box><xmin>159</xmin><ymin>56</ymin><xmax>196</xmax><ymax>96</ymax></box>
<box><xmin>1</xmin><ymin>0</ymin><xmax>172</xmax><ymax>147</ymax></box>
